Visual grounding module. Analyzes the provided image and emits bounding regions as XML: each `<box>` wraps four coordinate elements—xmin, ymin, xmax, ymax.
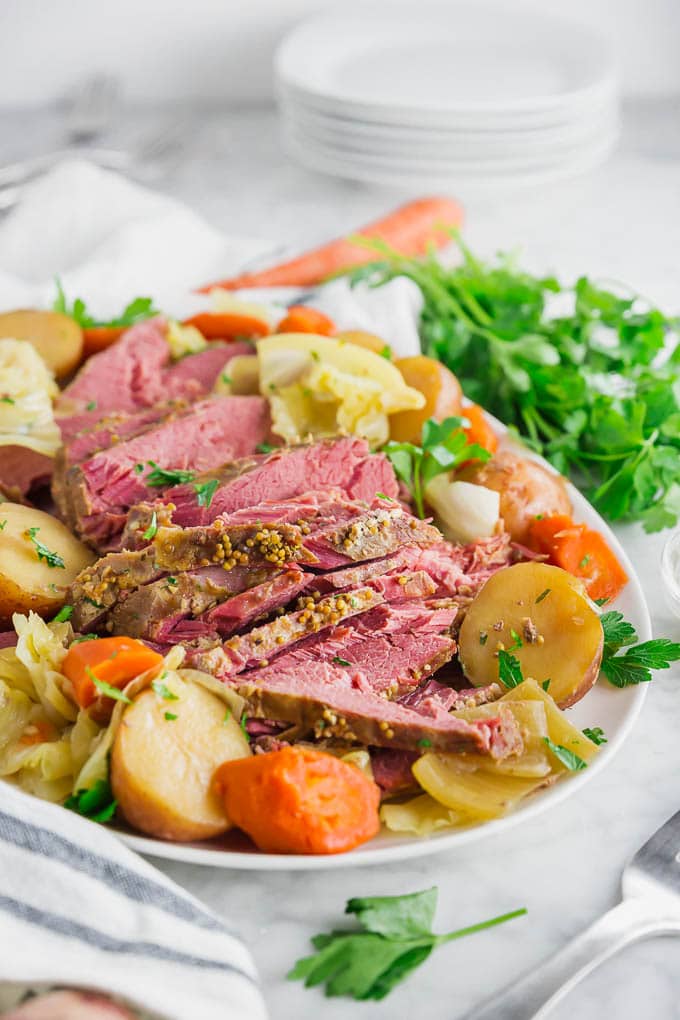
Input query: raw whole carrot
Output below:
<box><xmin>462</xmin><ymin>403</ymin><xmax>499</xmax><ymax>455</ymax></box>
<box><xmin>62</xmin><ymin>637</ymin><xmax>164</xmax><ymax>709</ymax></box>
<box><xmin>212</xmin><ymin>745</ymin><xmax>381</xmax><ymax>854</ymax></box>
<box><xmin>196</xmin><ymin>196</ymin><xmax>464</xmax><ymax>293</ymax></box>
<box><xmin>183</xmin><ymin>311</ymin><xmax>271</xmax><ymax>339</ymax></box>
<box><xmin>528</xmin><ymin>513</ymin><xmax>628</xmax><ymax>602</ymax></box>
<box><xmin>276</xmin><ymin>305</ymin><xmax>335</xmax><ymax>336</ymax></box>
<box><xmin>82</xmin><ymin>325</ymin><xmax>126</xmax><ymax>356</ymax></box>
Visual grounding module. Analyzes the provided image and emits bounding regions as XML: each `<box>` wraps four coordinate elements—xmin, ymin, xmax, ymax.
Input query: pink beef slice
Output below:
<box><xmin>56</xmin><ymin>317</ymin><xmax>250</xmax><ymax>439</ymax></box>
<box><xmin>66</xmin><ymin>395</ymin><xmax>271</xmax><ymax>549</ymax></box>
<box><xmin>399</xmin><ymin>533</ymin><xmax>514</xmax><ymax>599</ymax></box>
<box><xmin>157</xmin><ymin>437</ymin><xmax>400</xmax><ymax>527</ymax></box>
<box><xmin>0</xmin><ymin>446</ymin><xmax>53</xmax><ymax>498</ymax></box>
<box><xmin>236</xmin><ymin>657</ymin><xmax>522</xmax><ymax>756</ymax></box>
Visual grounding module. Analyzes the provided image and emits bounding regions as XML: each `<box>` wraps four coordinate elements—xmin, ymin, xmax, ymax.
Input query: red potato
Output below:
<box><xmin>458</xmin><ymin>446</ymin><xmax>571</xmax><ymax>544</ymax></box>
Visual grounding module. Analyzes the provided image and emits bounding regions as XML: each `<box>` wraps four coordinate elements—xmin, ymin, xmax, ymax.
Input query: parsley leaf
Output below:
<box><xmin>583</xmin><ymin>726</ymin><xmax>607</xmax><ymax>745</ymax></box>
<box><xmin>144</xmin><ymin>461</ymin><xmax>195</xmax><ymax>488</ymax></box>
<box><xmin>332</xmin><ymin>656</ymin><xmax>352</xmax><ymax>667</ymax></box>
<box><xmin>194</xmin><ymin>479</ymin><xmax>219</xmax><ymax>508</ymax></box>
<box><xmin>164</xmin><ymin>711</ymin><xmax>178</xmax><ymax>721</ymax></box>
<box><xmin>599</xmin><ymin>610</ymin><xmax>680</xmax><ymax>687</ymax></box>
<box><xmin>151</xmin><ymin>680</ymin><xmax>179</xmax><ymax>701</ymax></box>
<box><xmin>91</xmin><ymin>672</ymin><xmax>132</xmax><ymax>704</ymax></box>
<box><xmin>288</xmin><ymin>888</ymin><xmax>526</xmax><ymax>1001</ymax></box>
<box><xmin>53</xmin><ymin>605</ymin><xmax>74</xmax><ymax>623</ymax></box>
<box><xmin>543</xmin><ymin>737</ymin><xmax>587</xmax><ymax>771</ymax></box>
<box><xmin>256</xmin><ymin>442</ymin><xmax>275</xmax><ymax>454</ymax></box>
<box><xmin>142</xmin><ymin>510</ymin><xmax>158</xmax><ymax>540</ymax></box>
<box><xmin>54</xmin><ymin>281</ymin><xmax>159</xmax><ymax>330</ymax></box>
<box><xmin>384</xmin><ymin>416</ymin><xmax>490</xmax><ymax>518</ymax></box>
<box><xmin>24</xmin><ymin>527</ymin><xmax>65</xmax><ymax>569</ymax></box>
<box><xmin>64</xmin><ymin>778</ymin><xmax>117</xmax><ymax>823</ymax></box>
<box><xmin>497</xmin><ymin>650</ymin><xmax>524</xmax><ymax>688</ymax></box>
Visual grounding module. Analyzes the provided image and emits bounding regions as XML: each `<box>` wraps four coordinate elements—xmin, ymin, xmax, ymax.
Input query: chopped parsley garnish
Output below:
<box><xmin>166</xmin><ymin>576</ymin><xmax>178</xmax><ymax>586</ymax></box>
<box><xmin>53</xmin><ymin>280</ymin><xmax>159</xmax><ymax>331</ymax></box>
<box><xmin>221</xmin><ymin>372</ymin><xmax>232</xmax><ymax>385</ymax></box>
<box><xmin>416</xmin><ymin>738</ymin><xmax>432</xmax><ymax>749</ymax></box>
<box><xmin>479</xmin><ymin>631</ymin><xmax>488</xmax><ymax>646</ymax></box>
<box><xmin>194</xmin><ymin>479</ymin><xmax>219</xmax><ymax>508</ymax></box>
<box><xmin>508</xmin><ymin>628</ymin><xmax>523</xmax><ymax>650</ymax></box>
<box><xmin>24</xmin><ymin>527</ymin><xmax>65</xmax><ymax>569</ymax></box>
<box><xmin>599</xmin><ymin>610</ymin><xmax>680</xmax><ymax>687</ymax></box>
<box><xmin>583</xmin><ymin>726</ymin><xmax>607</xmax><ymax>745</ymax></box>
<box><xmin>144</xmin><ymin>461</ymin><xmax>195</xmax><ymax>488</ymax></box>
<box><xmin>256</xmin><ymin>442</ymin><xmax>275</xmax><ymax>454</ymax></box>
<box><xmin>541</xmin><ymin>679</ymin><xmax>551</xmax><ymax>692</ymax></box>
<box><xmin>89</xmin><ymin>668</ymin><xmax>131</xmax><ymax>704</ymax></box>
<box><xmin>0</xmin><ymin>395</ymin><xmax>15</xmax><ymax>404</ymax></box>
<box><xmin>384</xmin><ymin>416</ymin><xmax>490</xmax><ymax>518</ymax></box>
<box><xmin>223</xmin><ymin>708</ymin><xmax>232</xmax><ymax>724</ymax></box>
<box><xmin>240</xmin><ymin>712</ymin><xmax>250</xmax><ymax>741</ymax></box>
<box><xmin>288</xmin><ymin>887</ymin><xmax>526</xmax><ymax>1001</ymax></box>
<box><xmin>579</xmin><ymin>555</ymin><xmax>590</xmax><ymax>569</ymax></box>
<box><xmin>375</xmin><ymin>492</ymin><xmax>394</xmax><ymax>501</ymax></box>
<box><xmin>332</xmin><ymin>656</ymin><xmax>352</xmax><ymax>667</ymax></box>
<box><xmin>64</xmin><ymin>778</ymin><xmax>117</xmax><ymax>824</ymax></box>
<box><xmin>164</xmin><ymin>712</ymin><xmax>178</xmax><ymax>721</ymax></box>
<box><xmin>542</xmin><ymin>737</ymin><xmax>587</xmax><ymax>771</ymax></box>
<box><xmin>379</xmin><ymin>345</ymin><xmax>392</xmax><ymax>360</ymax></box>
<box><xmin>84</xmin><ymin>596</ymin><xmax>105</xmax><ymax>609</ymax></box>
<box><xmin>53</xmin><ymin>605</ymin><xmax>74</xmax><ymax>623</ymax></box>
<box><xmin>86</xmin><ymin>400</ymin><xmax>97</xmax><ymax>411</ymax></box>
<box><xmin>71</xmin><ymin>633</ymin><xmax>98</xmax><ymax>644</ymax></box>
<box><xmin>142</xmin><ymin>511</ymin><xmax>158</xmax><ymax>540</ymax></box>
<box><xmin>310</xmin><ymin>349</ymin><xmax>320</xmax><ymax>362</ymax></box>
<box><xmin>134</xmin><ymin>462</ymin><xmax>145</xmax><ymax>474</ymax></box>
<box><xmin>497</xmin><ymin>649</ymin><xmax>524</xmax><ymax>688</ymax></box>
<box><xmin>151</xmin><ymin>680</ymin><xmax>179</xmax><ymax>701</ymax></box>
<box><xmin>535</xmin><ymin>589</ymin><xmax>551</xmax><ymax>604</ymax></box>
<box><xmin>0</xmin><ymin>519</ymin><xmax>6</xmax><ymax>530</ymax></box>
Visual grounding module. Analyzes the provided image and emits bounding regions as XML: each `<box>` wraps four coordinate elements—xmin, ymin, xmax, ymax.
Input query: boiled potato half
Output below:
<box><xmin>0</xmin><ymin>310</ymin><xmax>83</xmax><ymax>380</ymax></box>
<box><xmin>0</xmin><ymin>503</ymin><xmax>94</xmax><ymax>624</ymax></box>
<box><xmin>389</xmin><ymin>356</ymin><xmax>463</xmax><ymax>444</ymax></box>
<box><xmin>458</xmin><ymin>561</ymin><xmax>603</xmax><ymax>708</ymax></box>
<box><xmin>111</xmin><ymin>673</ymin><xmax>251</xmax><ymax>842</ymax></box>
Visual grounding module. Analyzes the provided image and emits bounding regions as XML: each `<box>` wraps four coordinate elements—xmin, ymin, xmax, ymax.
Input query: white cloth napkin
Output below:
<box><xmin>0</xmin><ymin>783</ymin><xmax>266</xmax><ymax>1020</ymax></box>
<box><xmin>0</xmin><ymin>159</ymin><xmax>422</xmax><ymax>355</ymax></box>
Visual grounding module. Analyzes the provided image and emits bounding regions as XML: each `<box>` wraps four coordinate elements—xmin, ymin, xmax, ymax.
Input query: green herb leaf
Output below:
<box><xmin>142</xmin><ymin>511</ymin><xmax>158</xmax><ymax>540</ymax></box>
<box><xmin>0</xmin><ymin>519</ymin><xmax>6</xmax><ymax>530</ymax></box>
<box><xmin>288</xmin><ymin>888</ymin><xmax>526</xmax><ymax>1001</ymax></box>
<box><xmin>53</xmin><ymin>282</ymin><xmax>159</xmax><ymax>331</ymax></box>
<box><xmin>71</xmin><ymin>633</ymin><xmax>98</xmax><ymax>644</ymax></box>
<box><xmin>64</xmin><ymin>778</ymin><xmax>117</xmax><ymax>823</ymax></box>
<box><xmin>86</xmin><ymin>400</ymin><xmax>97</xmax><ymax>411</ymax></box>
<box><xmin>90</xmin><ymin>671</ymin><xmax>131</xmax><ymax>704</ymax></box>
<box><xmin>497</xmin><ymin>650</ymin><xmax>524</xmax><ymax>688</ymax></box>
<box><xmin>164</xmin><ymin>711</ymin><xmax>178</xmax><ymax>721</ymax></box>
<box><xmin>151</xmin><ymin>680</ymin><xmax>179</xmax><ymax>701</ymax></box>
<box><xmin>535</xmin><ymin>589</ymin><xmax>551</xmax><ymax>604</ymax></box>
<box><xmin>0</xmin><ymin>395</ymin><xmax>15</xmax><ymax>404</ymax></box>
<box><xmin>240</xmin><ymin>712</ymin><xmax>250</xmax><ymax>742</ymax></box>
<box><xmin>599</xmin><ymin>610</ymin><xmax>680</xmax><ymax>687</ymax></box>
<box><xmin>256</xmin><ymin>442</ymin><xmax>275</xmax><ymax>454</ymax></box>
<box><xmin>223</xmin><ymin>708</ymin><xmax>232</xmax><ymax>724</ymax></box>
<box><xmin>583</xmin><ymin>726</ymin><xmax>607</xmax><ymax>745</ymax></box>
<box><xmin>379</xmin><ymin>345</ymin><xmax>392</xmax><ymax>360</ymax></box>
<box><xmin>24</xmin><ymin>527</ymin><xmax>65</xmax><ymax>569</ymax></box>
<box><xmin>53</xmin><ymin>605</ymin><xmax>74</xmax><ymax>623</ymax></box>
<box><xmin>144</xmin><ymin>462</ymin><xmax>195</xmax><ymax>488</ymax></box>
<box><xmin>332</xmin><ymin>656</ymin><xmax>352</xmax><ymax>667</ymax></box>
<box><xmin>541</xmin><ymin>679</ymin><xmax>551</xmax><ymax>691</ymax></box>
<box><xmin>416</xmin><ymin>738</ymin><xmax>432</xmax><ymax>749</ymax></box>
<box><xmin>375</xmin><ymin>492</ymin><xmax>394</xmax><ymax>501</ymax></box>
<box><xmin>543</xmin><ymin>737</ymin><xmax>587</xmax><ymax>771</ymax></box>
<box><xmin>194</xmin><ymin>479</ymin><xmax>219</xmax><ymax>508</ymax></box>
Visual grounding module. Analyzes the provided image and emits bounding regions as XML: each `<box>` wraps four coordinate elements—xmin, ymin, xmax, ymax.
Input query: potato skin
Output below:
<box><xmin>0</xmin><ymin>502</ymin><xmax>94</xmax><ymax>625</ymax></box>
<box><xmin>111</xmin><ymin>678</ymin><xmax>251</xmax><ymax>842</ymax></box>
<box><xmin>458</xmin><ymin>447</ymin><xmax>571</xmax><ymax>544</ymax></box>
<box><xmin>0</xmin><ymin>309</ymin><xmax>83</xmax><ymax>379</ymax></box>
<box><xmin>458</xmin><ymin>561</ymin><xmax>603</xmax><ymax>709</ymax></box>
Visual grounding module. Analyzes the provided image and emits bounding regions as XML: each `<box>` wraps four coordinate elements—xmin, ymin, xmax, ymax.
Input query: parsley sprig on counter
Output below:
<box><xmin>288</xmin><ymin>887</ymin><xmax>525</xmax><ymax>1000</ymax></box>
<box><xmin>347</xmin><ymin>236</ymin><xmax>680</xmax><ymax>530</ymax></box>
<box><xmin>384</xmin><ymin>416</ymin><xmax>490</xmax><ymax>518</ymax></box>
<box><xmin>54</xmin><ymin>280</ymin><xmax>159</xmax><ymax>331</ymax></box>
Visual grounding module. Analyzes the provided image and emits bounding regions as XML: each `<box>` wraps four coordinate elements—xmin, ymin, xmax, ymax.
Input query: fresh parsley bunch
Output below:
<box><xmin>54</xmin><ymin>280</ymin><xmax>159</xmax><ymax>331</ymax></box>
<box><xmin>347</xmin><ymin>237</ymin><xmax>680</xmax><ymax>530</ymax></box>
<box><xmin>384</xmin><ymin>416</ymin><xmax>490</xmax><ymax>518</ymax></box>
<box><xmin>288</xmin><ymin>887</ymin><xmax>525</xmax><ymax>1000</ymax></box>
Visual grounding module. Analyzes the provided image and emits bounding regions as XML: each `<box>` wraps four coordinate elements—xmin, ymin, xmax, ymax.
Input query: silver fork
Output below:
<box><xmin>464</xmin><ymin>809</ymin><xmax>680</xmax><ymax>1019</ymax></box>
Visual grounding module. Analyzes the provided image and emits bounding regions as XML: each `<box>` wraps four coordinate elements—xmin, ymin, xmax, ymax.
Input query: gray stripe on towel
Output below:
<box><xmin>0</xmin><ymin>895</ymin><xmax>254</xmax><ymax>981</ymax></box>
<box><xmin>0</xmin><ymin>810</ymin><xmax>226</xmax><ymax>932</ymax></box>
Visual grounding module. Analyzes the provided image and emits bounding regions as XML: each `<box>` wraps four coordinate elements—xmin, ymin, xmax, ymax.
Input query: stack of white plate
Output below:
<box><xmin>275</xmin><ymin>4</ymin><xmax>619</xmax><ymax>191</ymax></box>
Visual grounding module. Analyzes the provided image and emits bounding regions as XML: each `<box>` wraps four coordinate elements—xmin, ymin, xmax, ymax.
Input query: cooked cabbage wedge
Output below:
<box><xmin>381</xmin><ymin>794</ymin><xmax>460</xmax><ymax>836</ymax></box>
<box><xmin>258</xmin><ymin>333</ymin><xmax>424</xmax><ymax>447</ymax></box>
<box><xmin>166</xmin><ymin>319</ymin><xmax>208</xmax><ymax>359</ymax></box>
<box><xmin>0</xmin><ymin>339</ymin><xmax>60</xmax><ymax>457</ymax></box>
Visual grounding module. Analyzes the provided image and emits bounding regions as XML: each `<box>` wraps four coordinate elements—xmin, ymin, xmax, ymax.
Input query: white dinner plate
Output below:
<box><xmin>116</xmin><ymin>408</ymin><xmax>649</xmax><ymax>870</ymax></box>
<box><xmin>275</xmin><ymin>4</ymin><xmax>616</xmax><ymax>127</ymax></box>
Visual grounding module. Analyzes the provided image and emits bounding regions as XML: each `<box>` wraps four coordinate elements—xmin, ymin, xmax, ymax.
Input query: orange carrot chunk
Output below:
<box><xmin>62</xmin><ymin>637</ymin><xmax>164</xmax><ymax>709</ymax></box>
<box><xmin>213</xmin><ymin>746</ymin><xmax>381</xmax><ymax>854</ymax></box>
<box><xmin>462</xmin><ymin>403</ymin><xmax>499</xmax><ymax>455</ymax></box>
<box><xmin>277</xmin><ymin>305</ymin><xmax>336</xmax><ymax>336</ymax></box>
<box><xmin>196</xmin><ymin>196</ymin><xmax>464</xmax><ymax>292</ymax></box>
<box><xmin>182</xmin><ymin>311</ymin><xmax>270</xmax><ymax>340</ymax></box>
<box><xmin>82</xmin><ymin>325</ymin><xmax>127</xmax><ymax>356</ymax></box>
<box><xmin>529</xmin><ymin>514</ymin><xmax>628</xmax><ymax>603</ymax></box>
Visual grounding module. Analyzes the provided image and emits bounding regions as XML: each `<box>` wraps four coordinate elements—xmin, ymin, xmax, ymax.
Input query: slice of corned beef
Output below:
<box><xmin>69</xmin><ymin>520</ymin><xmax>311</xmax><ymax>631</ymax></box>
<box><xmin>60</xmin><ymin>402</ymin><xmax>187</xmax><ymax>470</ymax></box>
<box><xmin>398</xmin><ymin>677</ymin><xmax>503</xmax><ymax>714</ymax></box>
<box><xmin>56</xmin><ymin>317</ymin><xmax>251</xmax><ymax>439</ymax></box>
<box><xmin>370</xmin><ymin>749</ymin><xmax>419</xmax><ymax>795</ymax></box>
<box><xmin>146</xmin><ymin>437</ymin><xmax>400</xmax><ymax>528</ymax></box>
<box><xmin>304</xmin><ymin>506</ymin><xmax>441</xmax><ymax>569</ymax></box>
<box><xmin>0</xmin><ymin>446</ymin><xmax>53</xmax><ymax>499</ymax></box>
<box><xmin>190</xmin><ymin>585</ymin><xmax>384</xmax><ymax>677</ymax></box>
<box><xmin>235</xmin><ymin>660</ymin><xmax>522</xmax><ymax>755</ymax></box>
<box><xmin>65</xmin><ymin>396</ymin><xmax>271</xmax><ymax>548</ymax></box>
<box><xmin>402</xmin><ymin>534</ymin><xmax>514</xmax><ymax>599</ymax></box>
<box><xmin>202</xmin><ymin>567</ymin><xmax>311</xmax><ymax>638</ymax></box>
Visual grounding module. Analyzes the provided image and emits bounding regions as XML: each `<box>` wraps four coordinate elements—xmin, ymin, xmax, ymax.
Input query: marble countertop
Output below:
<box><xmin>4</xmin><ymin>101</ymin><xmax>680</xmax><ymax>1019</ymax></box>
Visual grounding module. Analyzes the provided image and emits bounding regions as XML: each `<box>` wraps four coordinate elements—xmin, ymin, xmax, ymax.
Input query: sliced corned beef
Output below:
<box><xmin>64</xmin><ymin>395</ymin><xmax>271</xmax><ymax>548</ymax></box>
<box><xmin>202</xmin><ymin>567</ymin><xmax>311</xmax><ymax>637</ymax></box>
<box><xmin>59</xmin><ymin>402</ymin><xmax>186</xmax><ymax>470</ymax></box>
<box><xmin>370</xmin><ymin>749</ymin><xmax>419</xmax><ymax>795</ymax></box>
<box><xmin>398</xmin><ymin>677</ymin><xmax>503</xmax><ymax>714</ymax></box>
<box><xmin>236</xmin><ymin>660</ymin><xmax>522</xmax><ymax>755</ymax></box>
<box><xmin>304</xmin><ymin>506</ymin><xmax>441</xmax><ymax>569</ymax></box>
<box><xmin>56</xmin><ymin>317</ymin><xmax>252</xmax><ymax>439</ymax></box>
<box><xmin>145</xmin><ymin>437</ymin><xmax>400</xmax><ymax>529</ymax></box>
<box><xmin>0</xmin><ymin>446</ymin><xmax>53</xmax><ymax>499</ymax></box>
<box><xmin>402</xmin><ymin>534</ymin><xmax>514</xmax><ymax>599</ymax></box>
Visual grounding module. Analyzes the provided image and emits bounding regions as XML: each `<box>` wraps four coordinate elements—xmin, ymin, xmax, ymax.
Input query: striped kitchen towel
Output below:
<box><xmin>0</xmin><ymin>782</ymin><xmax>267</xmax><ymax>1020</ymax></box>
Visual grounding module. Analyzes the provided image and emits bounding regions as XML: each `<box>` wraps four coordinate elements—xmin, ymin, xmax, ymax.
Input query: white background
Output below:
<box><xmin>0</xmin><ymin>0</ymin><xmax>679</xmax><ymax>107</ymax></box>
